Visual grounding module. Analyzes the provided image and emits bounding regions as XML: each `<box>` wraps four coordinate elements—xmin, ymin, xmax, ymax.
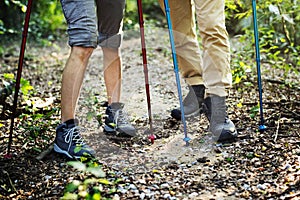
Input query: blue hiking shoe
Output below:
<box><xmin>54</xmin><ymin>119</ymin><xmax>95</xmax><ymax>159</ymax></box>
<box><xmin>103</xmin><ymin>103</ymin><xmax>136</xmax><ymax>137</ymax></box>
<box><xmin>202</xmin><ymin>95</ymin><xmax>238</xmax><ymax>142</ymax></box>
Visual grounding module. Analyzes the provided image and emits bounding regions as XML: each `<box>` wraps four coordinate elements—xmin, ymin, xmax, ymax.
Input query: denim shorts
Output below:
<box><xmin>60</xmin><ymin>0</ymin><xmax>125</xmax><ymax>48</ymax></box>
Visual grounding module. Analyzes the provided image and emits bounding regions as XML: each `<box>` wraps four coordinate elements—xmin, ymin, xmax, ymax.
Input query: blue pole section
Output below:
<box><xmin>252</xmin><ymin>0</ymin><xmax>266</xmax><ymax>131</ymax></box>
<box><xmin>163</xmin><ymin>0</ymin><xmax>190</xmax><ymax>145</ymax></box>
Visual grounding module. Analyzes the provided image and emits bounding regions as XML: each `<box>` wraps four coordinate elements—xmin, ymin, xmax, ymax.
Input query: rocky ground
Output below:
<box><xmin>0</xmin><ymin>27</ymin><xmax>299</xmax><ymax>199</ymax></box>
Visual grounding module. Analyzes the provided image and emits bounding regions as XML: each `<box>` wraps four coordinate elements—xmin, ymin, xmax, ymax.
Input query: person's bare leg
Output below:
<box><xmin>61</xmin><ymin>46</ymin><xmax>94</xmax><ymax>122</ymax></box>
<box><xmin>102</xmin><ymin>47</ymin><xmax>121</xmax><ymax>104</ymax></box>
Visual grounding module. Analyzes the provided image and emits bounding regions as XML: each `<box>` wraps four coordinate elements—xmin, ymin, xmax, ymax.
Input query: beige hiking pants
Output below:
<box><xmin>158</xmin><ymin>0</ymin><xmax>232</xmax><ymax>97</ymax></box>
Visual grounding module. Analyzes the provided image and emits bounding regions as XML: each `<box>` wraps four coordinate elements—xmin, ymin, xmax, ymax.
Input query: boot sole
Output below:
<box><xmin>103</xmin><ymin>125</ymin><xmax>136</xmax><ymax>137</ymax></box>
<box><xmin>54</xmin><ymin>143</ymin><xmax>79</xmax><ymax>159</ymax></box>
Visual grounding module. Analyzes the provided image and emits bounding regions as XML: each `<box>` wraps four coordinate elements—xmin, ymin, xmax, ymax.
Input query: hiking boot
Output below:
<box><xmin>171</xmin><ymin>85</ymin><xmax>205</xmax><ymax>120</ymax></box>
<box><xmin>202</xmin><ymin>95</ymin><xmax>237</xmax><ymax>142</ymax></box>
<box><xmin>104</xmin><ymin>102</ymin><xmax>136</xmax><ymax>137</ymax></box>
<box><xmin>54</xmin><ymin>119</ymin><xmax>95</xmax><ymax>159</ymax></box>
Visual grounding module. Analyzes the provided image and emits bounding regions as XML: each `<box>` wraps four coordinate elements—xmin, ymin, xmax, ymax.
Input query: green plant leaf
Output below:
<box><xmin>86</xmin><ymin>167</ymin><xmax>106</xmax><ymax>178</ymax></box>
<box><xmin>92</xmin><ymin>193</ymin><xmax>101</xmax><ymax>200</ymax></box>
<box><xmin>74</xmin><ymin>145</ymin><xmax>82</xmax><ymax>153</ymax></box>
<box><xmin>3</xmin><ymin>73</ymin><xmax>14</xmax><ymax>80</ymax></box>
<box><xmin>67</xmin><ymin>161</ymin><xmax>86</xmax><ymax>171</ymax></box>
<box><xmin>83</xmin><ymin>178</ymin><xmax>98</xmax><ymax>185</ymax></box>
<box><xmin>64</xmin><ymin>180</ymin><xmax>81</xmax><ymax>193</ymax></box>
<box><xmin>98</xmin><ymin>179</ymin><xmax>112</xmax><ymax>185</ymax></box>
<box><xmin>61</xmin><ymin>192</ymin><xmax>78</xmax><ymax>200</ymax></box>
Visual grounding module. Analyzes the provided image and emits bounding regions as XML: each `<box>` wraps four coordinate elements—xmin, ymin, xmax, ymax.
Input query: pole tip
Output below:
<box><xmin>259</xmin><ymin>124</ymin><xmax>267</xmax><ymax>132</ymax></box>
<box><xmin>4</xmin><ymin>154</ymin><xmax>12</xmax><ymax>159</ymax></box>
<box><xmin>183</xmin><ymin>137</ymin><xmax>191</xmax><ymax>145</ymax></box>
<box><xmin>148</xmin><ymin>135</ymin><xmax>156</xmax><ymax>144</ymax></box>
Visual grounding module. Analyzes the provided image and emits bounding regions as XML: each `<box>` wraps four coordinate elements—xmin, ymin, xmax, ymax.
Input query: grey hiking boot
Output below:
<box><xmin>54</xmin><ymin>119</ymin><xmax>95</xmax><ymax>159</ymax></box>
<box><xmin>171</xmin><ymin>85</ymin><xmax>205</xmax><ymax>120</ymax></box>
<box><xmin>104</xmin><ymin>102</ymin><xmax>136</xmax><ymax>137</ymax></box>
<box><xmin>202</xmin><ymin>95</ymin><xmax>237</xmax><ymax>142</ymax></box>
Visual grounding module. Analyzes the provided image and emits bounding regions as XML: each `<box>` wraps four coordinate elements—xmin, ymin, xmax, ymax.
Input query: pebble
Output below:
<box><xmin>189</xmin><ymin>192</ymin><xmax>199</xmax><ymax>198</ymax></box>
<box><xmin>243</xmin><ymin>184</ymin><xmax>251</xmax><ymax>190</ymax></box>
<box><xmin>152</xmin><ymin>184</ymin><xmax>160</xmax><ymax>189</ymax></box>
<box><xmin>129</xmin><ymin>184</ymin><xmax>137</xmax><ymax>190</ymax></box>
<box><xmin>140</xmin><ymin>192</ymin><xmax>146</xmax><ymax>199</ymax></box>
<box><xmin>160</xmin><ymin>183</ymin><xmax>170</xmax><ymax>189</ymax></box>
<box><xmin>138</xmin><ymin>179</ymin><xmax>147</xmax><ymax>184</ymax></box>
<box><xmin>113</xmin><ymin>194</ymin><xmax>120</xmax><ymax>200</ymax></box>
<box><xmin>257</xmin><ymin>184</ymin><xmax>266</xmax><ymax>190</ymax></box>
<box><xmin>117</xmin><ymin>186</ymin><xmax>127</xmax><ymax>194</ymax></box>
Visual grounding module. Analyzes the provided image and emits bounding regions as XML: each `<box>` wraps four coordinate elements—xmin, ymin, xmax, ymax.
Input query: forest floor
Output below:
<box><xmin>0</xmin><ymin>27</ymin><xmax>299</xmax><ymax>199</ymax></box>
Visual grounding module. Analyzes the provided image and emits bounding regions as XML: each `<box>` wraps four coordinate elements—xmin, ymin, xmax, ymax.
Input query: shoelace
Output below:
<box><xmin>113</xmin><ymin>109</ymin><xmax>130</xmax><ymax>126</ymax></box>
<box><xmin>63</xmin><ymin>126</ymin><xmax>86</xmax><ymax>151</ymax></box>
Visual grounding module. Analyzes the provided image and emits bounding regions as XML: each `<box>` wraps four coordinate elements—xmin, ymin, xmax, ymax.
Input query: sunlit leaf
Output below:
<box><xmin>237</xmin><ymin>102</ymin><xmax>243</xmax><ymax>108</ymax></box>
<box><xmin>92</xmin><ymin>193</ymin><xmax>101</xmax><ymax>200</ymax></box>
<box><xmin>3</xmin><ymin>73</ymin><xmax>14</xmax><ymax>79</ymax></box>
<box><xmin>61</xmin><ymin>192</ymin><xmax>78</xmax><ymax>200</ymax></box>
<box><xmin>98</xmin><ymin>179</ymin><xmax>112</xmax><ymax>185</ymax></box>
<box><xmin>21</xmin><ymin>5</ymin><xmax>27</xmax><ymax>13</ymax></box>
<box><xmin>282</xmin><ymin>14</ymin><xmax>294</xmax><ymax>24</ymax></box>
<box><xmin>86</xmin><ymin>167</ymin><xmax>106</xmax><ymax>178</ymax></box>
<box><xmin>65</xmin><ymin>180</ymin><xmax>81</xmax><ymax>193</ymax></box>
<box><xmin>67</xmin><ymin>161</ymin><xmax>86</xmax><ymax>171</ymax></box>
<box><xmin>83</xmin><ymin>178</ymin><xmax>98</xmax><ymax>185</ymax></box>
<box><xmin>74</xmin><ymin>146</ymin><xmax>82</xmax><ymax>153</ymax></box>
<box><xmin>268</xmin><ymin>4</ymin><xmax>280</xmax><ymax>15</ymax></box>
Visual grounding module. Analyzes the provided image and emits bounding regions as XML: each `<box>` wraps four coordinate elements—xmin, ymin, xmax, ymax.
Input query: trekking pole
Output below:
<box><xmin>252</xmin><ymin>0</ymin><xmax>266</xmax><ymax>132</ymax></box>
<box><xmin>137</xmin><ymin>0</ymin><xmax>155</xmax><ymax>143</ymax></box>
<box><xmin>6</xmin><ymin>0</ymin><xmax>33</xmax><ymax>158</ymax></box>
<box><xmin>163</xmin><ymin>0</ymin><xmax>190</xmax><ymax>146</ymax></box>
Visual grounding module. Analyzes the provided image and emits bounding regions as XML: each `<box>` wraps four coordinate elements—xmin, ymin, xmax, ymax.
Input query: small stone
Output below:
<box><xmin>189</xmin><ymin>192</ymin><xmax>199</xmax><ymax>198</ymax></box>
<box><xmin>257</xmin><ymin>184</ymin><xmax>266</xmax><ymax>190</ymax></box>
<box><xmin>140</xmin><ymin>193</ymin><xmax>146</xmax><ymax>199</ymax></box>
<box><xmin>160</xmin><ymin>183</ymin><xmax>170</xmax><ymax>189</ymax></box>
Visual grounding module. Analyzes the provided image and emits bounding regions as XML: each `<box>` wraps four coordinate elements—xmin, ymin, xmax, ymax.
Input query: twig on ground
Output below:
<box><xmin>2</xmin><ymin>169</ymin><xmax>17</xmax><ymax>193</ymax></box>
<box><xmin>36</xmin><ymin>143</ymin><xmax>54</xmax><ymax>160</ymax></box>
<box><xmin>274</xmin><ymin>115</ymin><xmax>281</xmax><ymax>142</ymax></box>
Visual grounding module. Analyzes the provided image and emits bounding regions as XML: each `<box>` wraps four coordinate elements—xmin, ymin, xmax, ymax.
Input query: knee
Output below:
<box><xmin>102</xmin><ymin>47</ymin><xmax>120</xmax><ymax>59</ymax></box>
<box><xmin>72</xmin><ymin>46</ymin><xmax>94</xmax><ymax>60</ymax></box>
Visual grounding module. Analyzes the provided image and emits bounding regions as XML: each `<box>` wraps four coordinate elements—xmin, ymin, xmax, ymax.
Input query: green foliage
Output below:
<box><xmin>0</xmin><ymin>0</ymin><xmax>163</xmax><ymax>43</ymax></box>
<box><xmin>124</xmin><ymin>0</ymin><xmax>164</xmax><ymax>31</ymax></box>
<box><xmin>82</xmin><ymin>90</ymin><xmax>102</xmax><ymax>124</ymax></box>
<box><xmin>3</xmin><ymin>73</ymin><xmax>33</xmax><ymax>99</ymax></box>
<box><xmin>227</xmin><ymin>0</ymin><xmax>299</xmax><ymax>87</ymax></box>
<box><xmin>250</xmin><ymin>105</ymin><xmax>260</xmax><ymax>119</ymax></box>
<box><xmin>0</xmin><ymin>0</ymin><xmax>65</xmax><ymax>44</ymax></box>
<box><xmin>62</xmin><ymin>159</ymin><xmax>117</xmax><ymax>200</ymax></box>
<box><xmin>1</xmin><ymin>73</ymin><xmax>59</xmax><ymax>148</ymax></box>
<box><xmin>31</xmin><ymin>1</ymin><xmax>65</xmax><ymax>38</ymax></box>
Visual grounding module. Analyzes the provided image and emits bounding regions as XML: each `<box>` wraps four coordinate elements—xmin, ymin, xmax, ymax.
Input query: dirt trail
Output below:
<box><xmin>76</xmin><ymin>29</ymin><xmax>225</xmax><ymax>181</ymax></box>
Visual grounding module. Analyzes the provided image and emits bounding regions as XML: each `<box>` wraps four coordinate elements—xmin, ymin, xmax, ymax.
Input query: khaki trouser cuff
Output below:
<box><xmin>185</xmin><ymin>77</ymin><xmax>204</xmax><ymax>86</ymax></box>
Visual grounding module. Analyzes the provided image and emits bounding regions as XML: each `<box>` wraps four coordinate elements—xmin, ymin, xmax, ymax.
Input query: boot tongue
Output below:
<box><xmin>64</xmin><ymin>119</ymin><xmax>79</xmax><ymax>128</ymax></box>
<box><xmin>191</xmin><ymin>85</ymin><xmax>205</xmax><ymax>97</ymax></box>
<box><xmin>203</xmin><ymin>95</ymin><xmax>227</xmax><ymax>123</ymax></box>
<box><xmin>110</xmin><ymin>102</ymin><xmax>124</xmax><ymax>110</ymax></box>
